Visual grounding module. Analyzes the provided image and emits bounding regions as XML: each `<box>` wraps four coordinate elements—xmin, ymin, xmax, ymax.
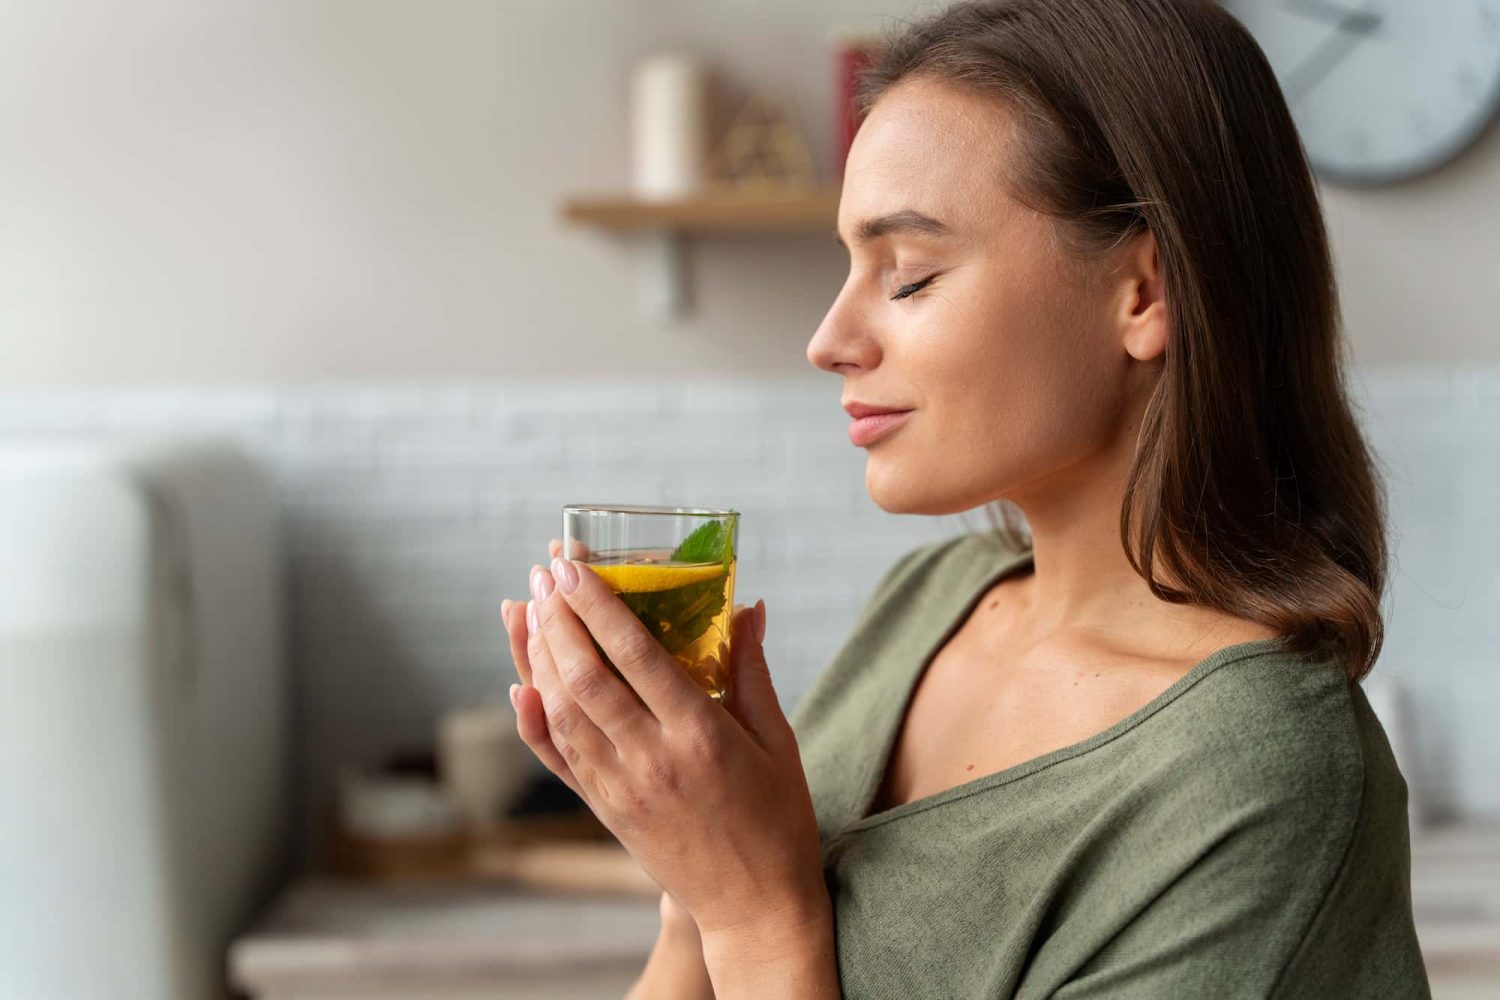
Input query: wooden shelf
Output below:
<box><xmin>561</xmin><ymin>185</ymin><xmax>840</xmax><ymax>235</ymax></box>
<box><xmin>559</xmin><ymin>185</ymin><xmax>841</xmax><ymax>320</ymax></box>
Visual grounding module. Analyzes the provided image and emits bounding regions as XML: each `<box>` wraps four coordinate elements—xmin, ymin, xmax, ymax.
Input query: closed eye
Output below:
<box><xmin>891</xmin><ymin>274</ymin><xmax>938</xmax><ymax>301</ymax></box>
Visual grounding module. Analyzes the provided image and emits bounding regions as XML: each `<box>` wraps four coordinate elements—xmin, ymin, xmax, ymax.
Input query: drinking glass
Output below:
<box><xmin>561</xmin><ymin>504</ymin><xmax>739</xmax><ymax>703</ymax></box>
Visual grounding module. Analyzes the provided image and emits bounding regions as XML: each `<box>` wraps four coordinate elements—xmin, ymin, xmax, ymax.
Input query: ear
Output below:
<box><xmin>1117</xmin><ymin>229</ymin><xmax>1168</xmax><ymax>363</ymax></box>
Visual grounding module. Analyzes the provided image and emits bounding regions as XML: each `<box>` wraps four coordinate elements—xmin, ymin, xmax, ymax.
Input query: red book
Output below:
<box><xmin>832</xmin><ymin>29</ymin><xmax>887</xmax><ymax>182</ymax></box>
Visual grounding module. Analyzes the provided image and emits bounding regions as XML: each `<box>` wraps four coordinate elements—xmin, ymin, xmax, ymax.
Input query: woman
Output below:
<box><xmin>501</xmin><ymin>0</ymin><xmax>1430</xmax><ymax>996</ymax></box>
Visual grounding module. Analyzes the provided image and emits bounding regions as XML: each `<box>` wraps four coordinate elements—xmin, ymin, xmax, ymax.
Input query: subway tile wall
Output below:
<box><xmin>0</xmin><ymin>377</ymin><xmax>975</xmax><ymax>859</ymax></box>
<box><xmin>1347</xmin><ymin>368</ymin><xmax>1500</xmax><ymax>826</ymax></box>
<box><xmin>0</xmin><ymin>368</ymin><xmax>1494</xmax><ymax>858</ymax></box>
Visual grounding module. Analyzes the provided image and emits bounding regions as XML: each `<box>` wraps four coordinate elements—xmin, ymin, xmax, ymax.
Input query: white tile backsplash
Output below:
<box><xmin>1</xmin><ymin>369</ymin><xmax>1496</xmax><ymax>860</ymax></box>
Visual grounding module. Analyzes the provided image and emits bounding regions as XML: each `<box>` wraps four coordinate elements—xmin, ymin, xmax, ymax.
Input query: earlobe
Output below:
<box><xmin>1123</xmin><ymin>309</ymin><xmax>1168</xmax><ymax>362</ymax></box>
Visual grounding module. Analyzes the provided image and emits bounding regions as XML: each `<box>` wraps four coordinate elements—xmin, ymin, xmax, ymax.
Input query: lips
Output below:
<box><xmin>843</xmin><ymin>401</ymin><xmax>913</xmax><ymax>419</ymax></box>
<box><xmin>847</xmin><ymin>408</ymin><xmax>913</xmax><ymax>447</ymax></box>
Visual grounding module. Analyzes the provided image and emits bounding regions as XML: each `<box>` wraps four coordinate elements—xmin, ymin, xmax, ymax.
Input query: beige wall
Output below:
<box><xmin>1324</xmin><ymin>122</ymin><xmax>1500</xmax><ymax>365</ymax></box>
<box><xmin>1</xmin><ymin>0</ymin><xmax>1496</xmax><ymax>385</ymax></box>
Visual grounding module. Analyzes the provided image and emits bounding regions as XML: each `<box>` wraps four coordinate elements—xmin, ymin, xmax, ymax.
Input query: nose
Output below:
<box><xmin>807</xmin><ymin>280</ymin><xmax>876</xmax><ymax>374</ymax></box>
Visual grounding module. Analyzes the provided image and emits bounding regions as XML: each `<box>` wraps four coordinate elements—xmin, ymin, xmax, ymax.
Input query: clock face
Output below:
<box><xmin>1223</xmin><ymin>0</ymin><xmax>1500</xmax><ymax>184</ymax></box>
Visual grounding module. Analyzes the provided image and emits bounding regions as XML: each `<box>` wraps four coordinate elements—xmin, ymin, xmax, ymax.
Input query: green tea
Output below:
<box><xmin>583</xmin><ymin>517</ymin><xmax>736</xmax><ymax>703</ymax></box>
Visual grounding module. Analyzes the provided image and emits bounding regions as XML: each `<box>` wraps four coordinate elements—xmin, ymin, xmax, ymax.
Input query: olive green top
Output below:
<box><xmin>789</xmin><ymin>530</ymin><xmax>1430</xmax><ymax>999</ymax></box>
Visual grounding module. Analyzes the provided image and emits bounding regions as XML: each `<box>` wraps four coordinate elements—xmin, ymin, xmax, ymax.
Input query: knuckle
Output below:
<box><xmin>546</xmin><ymin>701</ymin><xmax>576</xmax><ymax>737</ymax></box>
<box><xmin>567</xmin><ymin>587</ymin><xmax>597</xmax><ymax>617</ymax></box>
<box><xmin>642</xmin><ymin>754</ymin><xmax>680</xmax><ymax>794</ymax></box>
<box><xmin>615</xmin><ymin>629</ymin><xmax>661</xmax><ymax>669</ymax></box>
<box><xmin>616</xmin><ymin>781</ymin><xmax>647</xmax><ymax>819</ymax></box>
<box><xmin>679</xmin><ymin>717</ymin><xmax>722</xmax><ymax>766</ymax></box>
<box><xmin>564</xmin><ymin>661</ymin><xmax>609</xmax><ymax>702</ymax></box>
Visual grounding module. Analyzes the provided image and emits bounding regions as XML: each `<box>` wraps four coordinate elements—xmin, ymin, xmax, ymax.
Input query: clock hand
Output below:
<box><xmin>1281</xmin><ymin>3</ymin><xmax>1383</xmax><ymax>105</ymax></box>
<box><xmin>1284</xmin><ymin>0</ymin><xmax>1382</xmax><ymax>35</ymax></box>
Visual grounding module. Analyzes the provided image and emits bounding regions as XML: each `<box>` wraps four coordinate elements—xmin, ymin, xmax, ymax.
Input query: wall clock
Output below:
<box><xmin>1222</xmin><ymin>1</ymin><xmax>1500</xmax><ymax>184</ymax></box>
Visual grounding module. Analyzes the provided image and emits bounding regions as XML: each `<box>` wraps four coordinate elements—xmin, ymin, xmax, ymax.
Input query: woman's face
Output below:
<box><xmin>808</xmin><ymin>76</ymin><xmax>1144</xmax><ymax>516</ymax></box>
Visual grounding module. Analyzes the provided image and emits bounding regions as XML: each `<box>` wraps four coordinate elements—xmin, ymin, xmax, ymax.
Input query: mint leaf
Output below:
<box><xmin>670</xmin><ymin>519</ymin><xmax>731</xmax><ymax>565</ymax></box>
<box><xmin>620</xmin><ymin>573</ymin><xmax>726</xmax><ymax>656</ymax></box>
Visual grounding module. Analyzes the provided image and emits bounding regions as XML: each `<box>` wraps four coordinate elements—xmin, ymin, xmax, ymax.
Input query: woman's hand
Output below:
<box><xmin>507</xmin><ymin>556</ymin><xmax>713</xmax><ymax>1000</ymax></box>
<box><xmin>622</xmin><ymin>892</ymin><xmax>715</xmax><ymax>1000</ymax></box>
<box><xmin>502</xmin><ymin>548</ymin><xmax>829</xmax><ymax>942</ymax></box>
<box><xmin>501</xmin><ymin>539</ymin><xmax>590</xmax><ymax>796</ymax></box>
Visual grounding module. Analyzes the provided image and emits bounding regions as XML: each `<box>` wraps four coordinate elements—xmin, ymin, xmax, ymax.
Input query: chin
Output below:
<box><xmin>863</xmin><ymin>459</ymin><xmax>976</xmax><ymax>517</ymax></box>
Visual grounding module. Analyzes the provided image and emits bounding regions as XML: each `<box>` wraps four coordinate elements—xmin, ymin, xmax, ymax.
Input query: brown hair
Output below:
<box><xmin>858</xmin><ymin>0</ymin><xmax>1388</xmax><ymax>681</ymax></box>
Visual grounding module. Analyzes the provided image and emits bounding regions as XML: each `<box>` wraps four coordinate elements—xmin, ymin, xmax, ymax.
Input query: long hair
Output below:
<box><xmin>859</xmin><ymin>0</ymin><xmax>1388</xmax><ymax>681</ymax></box>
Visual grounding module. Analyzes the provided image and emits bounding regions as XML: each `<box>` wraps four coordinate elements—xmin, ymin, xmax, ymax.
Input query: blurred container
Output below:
<box><xmin>630</xmin><ymin>51</ymin><xmax>710</xmax><ymax>199</ymax></box>
<box><xmin>330</xmin><ymin>768</ymin><xmax>466</xmax><ymax>882</ymax></box>
<box><xmin>339</xmin><ymin>768</ymin><xmax>460</xmax><ymax>839</ymax></box>
<box><xmin>438</xmin><ymin>702</ymin><xmax>530</xmax><ymax>831</ymax></box>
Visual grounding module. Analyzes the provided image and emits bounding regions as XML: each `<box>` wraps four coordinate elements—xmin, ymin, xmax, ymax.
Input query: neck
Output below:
<box><xmin>1003</xmin><ymin>420</ymin><xmax>1171</xmax><ymax>639</ymax></box>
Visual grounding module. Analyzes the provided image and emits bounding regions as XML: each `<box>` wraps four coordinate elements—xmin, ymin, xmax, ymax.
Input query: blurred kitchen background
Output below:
<box><xmin>1</xmin><ymin>1</ymin><xmax>1497</xmax><ymax>998</ymax></box>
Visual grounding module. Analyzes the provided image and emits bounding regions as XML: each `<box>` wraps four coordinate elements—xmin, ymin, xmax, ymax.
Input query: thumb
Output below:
<box><xmin>724</xmin><ymin>599</ymin><xmax>789</xmax><ymax>750</ymax></box>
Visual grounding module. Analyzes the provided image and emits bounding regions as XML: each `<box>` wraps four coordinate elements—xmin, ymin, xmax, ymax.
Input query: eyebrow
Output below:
<box><xmin>834</xmin><ymin>209</ymin><xmax>955</xmax><ymax>248</ymax></box>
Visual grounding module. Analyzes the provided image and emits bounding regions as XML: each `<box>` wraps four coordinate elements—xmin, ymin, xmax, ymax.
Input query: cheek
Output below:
<box><xmin>918</xmin><ymin>278</ymin><xmax>1124</xmax><ymax>483</ymax></box>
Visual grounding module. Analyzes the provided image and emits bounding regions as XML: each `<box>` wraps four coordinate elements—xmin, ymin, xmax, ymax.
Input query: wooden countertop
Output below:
<box><xmin>231</xmin><ymin>822</ymin><xmax>1500</xmax><ymax>993</ymax></box>
<box><xmin>228</xmin><ymin>878</ymin><xmax>660</xmax><ymax>994</ymax></box>
<box><xmin>1409</xmin><ymin>820</ymin><xmax>1500</xmax><ymax>978</ymax></box>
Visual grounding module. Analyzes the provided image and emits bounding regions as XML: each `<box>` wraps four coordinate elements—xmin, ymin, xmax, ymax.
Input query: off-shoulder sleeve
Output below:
<box><xmin>1047</xmin><ymin>796</ymin><xmax>1361</xmax><ymax>998</ymax></box>
<box><xmin>1044</xmin><ymin>686</ymin><xmax>1429</xmax><ymax>1000</ymax></box>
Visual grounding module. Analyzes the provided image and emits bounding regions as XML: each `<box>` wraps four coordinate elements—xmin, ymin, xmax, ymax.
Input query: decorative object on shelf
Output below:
<box><xmin>1223</xmin><ymin>0</ymin><xmax>1500</xmax><ymax>184</ymax></box>
<box><xmin>338</xmin><ymin>766</ymin><xmax>461</xmax><ymax>841</ymax></box>
<box><xmin>830</xmin><ymin>24</ymin><xmax>888</xmax><ymax>180</ymax></box>
<box><xmin>438</xmin><ymin>702</ymin><xmax>531</xmax><ymax>834</ymax></box>
<box><xmin>331</xmin><ymin>767</ymin><xmax>468</xmax><ymax>882</ymax></box>
<box><xmin>567</xmin><ymin>55</ymin><xmax>840</xmax><ymax>320</ymax></box>
<box><xmin>704</xmin><ymin>88</ymin><xmax>817</xmax><ymax>193</ymax></box>
<box><xmin>325</xmin><ymin>792</ymin><xmax>658</xmax><ymax>896</ymax></box>
<box><xmin>630</xmin><ymin>50</ymin><xmax>711</xmax><ymax>200</ymax></box>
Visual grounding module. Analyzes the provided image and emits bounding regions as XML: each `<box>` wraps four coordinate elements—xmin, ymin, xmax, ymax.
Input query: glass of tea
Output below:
<box><xmin>561</xmin><ymin>504</ymin><xmax>739</xmax><ymax>703</ymax></box>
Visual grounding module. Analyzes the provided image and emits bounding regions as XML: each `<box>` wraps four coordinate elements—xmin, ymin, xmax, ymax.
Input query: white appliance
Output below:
<box><xmin>0</xmin><ymin>436</ymin><xmax>288</xmax><ymax>1000</ymax></box>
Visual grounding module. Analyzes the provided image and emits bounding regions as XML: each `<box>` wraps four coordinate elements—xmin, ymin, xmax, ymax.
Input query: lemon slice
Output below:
<box><xmin>589</xmin><ymin>562</ymin><xmax>726</xmax><ymax>593</ymax></box>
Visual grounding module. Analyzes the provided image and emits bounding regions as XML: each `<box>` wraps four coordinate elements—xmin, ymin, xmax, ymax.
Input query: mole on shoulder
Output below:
<box><xmin>988</xmin><ymin>600</ymin><xmax>998</xmax><ymax>610</ymax></box>
<box><xmin>965</xmin><ymin>764</ymin><xmax>975</xmax><ymax>771</ymax></box>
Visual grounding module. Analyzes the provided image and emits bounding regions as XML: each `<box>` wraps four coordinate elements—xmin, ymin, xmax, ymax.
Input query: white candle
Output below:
<box><xmin>630</xmin><ymin>51</ymin><xmax>708</xmax><ymax>200</ymax></box>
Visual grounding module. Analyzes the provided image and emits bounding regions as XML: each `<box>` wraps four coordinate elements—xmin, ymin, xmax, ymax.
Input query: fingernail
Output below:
<box><xmin>527</xmin><ymin>599</ymin><xmax>539</xmax><ymax>632</ymax></box>
<box><xmin>509</xmin><ymin>683</ymin><xmax>519</xmax><ymax>708</ymax></box>
<box><xmin>552</xmin><ymin>557</ymin><xmax>579</xmax><ymax>594</ymax></box>
<box><xmin>529</xmin><ymin>566</ymin><xmax>545</xmax><ymax>602</ymax></box>
<box><xmin>754</xmin><ymin>599</ymin><xmax>767</xmax><ymax>644</ymax></box>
